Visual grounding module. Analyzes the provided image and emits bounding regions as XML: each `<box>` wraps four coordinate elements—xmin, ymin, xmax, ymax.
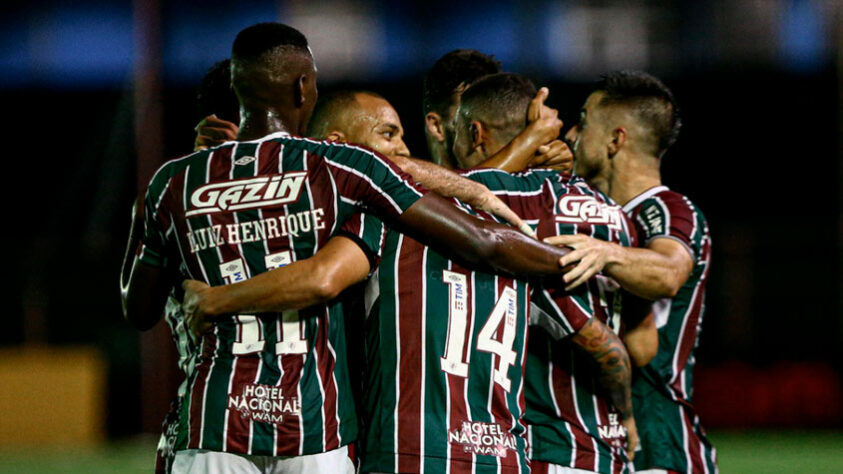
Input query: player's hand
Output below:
<box><xmin>474</xmin><ymin>188</ymin><xmax>536</xmax><ymax>238</ymax></box>
<box><xmin>526</xmin><ymin>87</ymin><xmax>563</xmax><ymax>146</ymax></box>
<box><xmin>544</xmin><ymin>234</ymin><xmax>618</xmax><ymax>290</ymax></box>
<box><xmin>623</xmin><ymin>415</ymin><xmax>639</xmax><ymax>461</ymax></box>
<box><xmin>182</xmin><ymin>280</ymin><xmax>214</xmax><ymax>340</ymax></box>
<box><xmin>530</xmin><ymin>139</ymin><xmax>573</xmax><ymax>172</ymax></box>
<box><xmin>194</xmin><ymin>114</ymin><xmax>239</xmax><ymax>151</ymax></box>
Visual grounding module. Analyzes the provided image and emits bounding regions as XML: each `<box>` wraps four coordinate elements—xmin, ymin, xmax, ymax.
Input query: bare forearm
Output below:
<box><xmin>399</xmin><ymin>194</ymin><xmax>569</xmax><ymax>277</ymax></box>
<box><xmin>573</xmin><ymin>319</ymin><xmax>634</xmax><ymax>420</ymax></box>
<box><xmin>198</xmin><ymin>237</ymin><xmax>369</xmax><ymax>318</ymax></box>
<box><xmin>390</xmin><ymin>155</ymin><xmax>488</xmax><ymax>202</ymax></box>
<box><xmin>123</xmin><ymin>260</ymin><xmax>170</xmax><ymax>331</ymax></box>
<box><xmin>202</xmin><ymin>262</ymin><xmax>329</xmax><ymax>317</ymax></box>
<box><xmin>605</xmin><ymin>245</ymin><xmax>689</xmax><ymax>300</ymax></box>
<box><xmin>477</xmin><ymin>124</ymin><xmax>545</xmax><ymax>172</ymax></box>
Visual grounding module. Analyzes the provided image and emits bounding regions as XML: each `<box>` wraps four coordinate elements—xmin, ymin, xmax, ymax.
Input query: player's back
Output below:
<box><xmin>139</xmin><ymin>132</ymin><xmax>426</xmax><ymax>458</ymax></box>
<box><xmin>464</xmin><ymin>169</ymin><xmax>638</xmax><ymax>473</ymax></box>
<box><xmin>623</xmin><ymin>185</ymin><xmax>717</xmax><ymax>473</ymax></box>
<box><xmin>356</xmin><ymin>205</ymin><xmax>532</xmax><ymax>474</ymax></box>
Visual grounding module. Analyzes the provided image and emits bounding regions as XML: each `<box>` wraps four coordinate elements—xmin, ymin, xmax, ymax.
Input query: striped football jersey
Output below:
<box><xmin>468</xmin><ymin>170</ymin><xmax>638</xmax><ymax>474</ymax></box>
<box><xmin>138</xmin><ymin>132</ymin><xmax>425</xmax><ymax>457</ymax></box>
<box><xmin>624</xmin><ymin>185</ymin><xmax>717</xmax><ymax>474</ymax></box>
<box><xmin>348</xmin><ymin>169</ymin><xmax>633</xmax><ymax>474</ymax></box>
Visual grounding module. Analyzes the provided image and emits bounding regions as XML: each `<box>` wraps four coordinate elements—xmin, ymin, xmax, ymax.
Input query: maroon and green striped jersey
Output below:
<box><xmin>138</xmin><ymin>132</ymin><xmax>426</xmax><ymax>458</ymax></box>
<box><xmin>623</xmin><ymin>185</ymin><xmax>717</xmax><ymax>474</ymax></box>
<box><xmin>472</xmin><ymin>171</ymin><xmax>639</xmax><ymax>474</ymax></box>
<box><xmin>349</xmin><ymin>169</ymin><xmax>631</xmax><ymax>474</ymax></box>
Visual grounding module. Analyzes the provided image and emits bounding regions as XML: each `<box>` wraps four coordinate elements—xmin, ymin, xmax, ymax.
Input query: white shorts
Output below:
<box><xmin>534</xmin><ymin>464</ymin><xmax>600</xmax><ymax>474</ymax></box>
<box><xmin>172</xmin><ymin>445</ymin><xmax>354</xmax><ymax>474</ymax></box>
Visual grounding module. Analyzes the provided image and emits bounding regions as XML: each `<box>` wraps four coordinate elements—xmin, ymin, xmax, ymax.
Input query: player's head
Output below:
<box><xmin>231</xmin><ymin>22</ymin><xmax>317</xmax><ymax>135</ymax></box>
<box><xmin>307</xmin><ymin>90</ymin><xmax>410</xmax><ymax>158</ymax></box>
<box><xmin>422</xmin><ymin>49</ymin><xmax>502</xmax><ymax>164</ymax></box>
<box><xmin>565</xmin><ymin>70</ymin><xmax>681</xmax><ymax>180</ymax></box>
<box><xmin>452</xmin><ymin>73</ymin><xmax>537</xmax><ymax>169</ymax></box>
<box><xmin>196</xmin><ymin>59</ymin><xmax>240</xmax><ymax>124</ymax></box>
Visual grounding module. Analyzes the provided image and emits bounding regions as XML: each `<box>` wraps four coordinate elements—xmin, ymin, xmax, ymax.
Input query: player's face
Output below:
<box><xmin>347</xmin><ymin>94</ymin><xmax>411</xmax><ymax>157</ymax></box>
<box><xmin>566</xmin><ymin>92</ymin><xmax>610</xmax><ymax>180</ymax></box>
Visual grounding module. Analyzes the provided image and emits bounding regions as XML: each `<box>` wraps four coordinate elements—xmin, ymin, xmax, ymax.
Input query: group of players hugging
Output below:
<box><xmin>121</xmin><ymin>21</ymin><xmax>717</xmax><ymax>474</ymax></box>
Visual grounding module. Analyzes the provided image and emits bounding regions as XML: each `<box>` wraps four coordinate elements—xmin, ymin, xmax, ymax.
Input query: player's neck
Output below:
<box><xmin>429</xmin><ymin>144</ymin><xmax>456</xmax><ymax>170</ymax></box>
<box><xmin>237</xmin><ymin>108</ymin><xmax>299</xmax><ymax>141</ymax></box>
<box><xmin>609</xmin><ymin>152</ymin><xmax>662</xmax><ymax>206</ymax></box>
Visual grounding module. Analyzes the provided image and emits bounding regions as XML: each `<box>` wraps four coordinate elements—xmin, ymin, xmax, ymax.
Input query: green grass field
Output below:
<box><xmin>0</xmin><ymin>430</ymin><xmax>840</xmax><ymax>473</ymax></box>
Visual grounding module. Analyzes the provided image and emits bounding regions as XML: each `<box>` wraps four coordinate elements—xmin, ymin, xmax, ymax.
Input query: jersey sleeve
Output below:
<box><xmin>336</xmin><ymin>212</ymin><xmax>387</xmax><ymax>276</ymax></box>
<box><xmin>460</xmin><ymin>168</ymin><xmax>557</xmax><ymax>221</ymax></box>
<box><xmin>634</xmin><ymin>194</ymin><xmax>698</xmax><ymax>260</ymax></box>
<box><xmin>324</xmin><ymin>145</ymin><xmax>427</xmax><ymax>221</ymax></box>
<box><xmin>529</xmin><ymin>283</ymin><xmax>594</xmax><ymax>339</ymax></box>
<box><xmin>138</xmin><ymin>170</ymin><xmax>174</xmax><ymax>268</ymax></box>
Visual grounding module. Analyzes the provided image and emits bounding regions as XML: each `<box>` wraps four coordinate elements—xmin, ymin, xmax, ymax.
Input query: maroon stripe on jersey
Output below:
<box><xmin>306</xmin><ymin>152</ymin><xmax>338</xmax><ymax>245</ymax></box>
<box><xmin>224</xmin><ymin>355</ymin><xmax>261</xmax><ymax>453</ymax></box>
<box><xmin>670</xmin><ymin>280</ymin><xmax>706</xmax><ymax>401</ymax></box>
<box><xmin>491</xmin><ymin>193</ymin><xmax>552</xmax><ymax>221</ymax></box>
<box><xmin>531</xmin><ymin>460</ymin><xmax>550</xmax><ymax>474</ymax></box>
<box><xmin>445</xmin><ymin>262</ymin><xmax>474</xmax><ymax>472</ymax></box>
<box><xmin>661</xmin><ymin>194</ymin><xmax>697</xmax><ymax>246</ymax></box>
<box><xmin>313</xmin><ymin>307</ymin><xmax>341</xmax><ymax>451</ymax></box>
<box><xmin>550</xmin><ymin>362</ymin><xmax>597</xmax><ymax>470</ymax></box>
<box><xmin>324</xmin><ymin>157</ymin><xmax>409</xmax><ymax>220</ymax></box>
<box><xmin>276</xmin><ymin>329</ymin><xmax>304</xmax><ymax>455</ymax></box>
<box><xmin>683</xmin><ymin>409</ymin><xmax>704</xmax><ymax>474</ymax></box>
<box><xmin>396</xmin><ymin>237</ymin><xmax>425</xmax><ymax>474</ymax></box>
<box><xmin>256</xmin><ymin>140</ymin><xmax>282</xmax><ymax>174</ymax></box>
<box><xmin>188</xmin><ymin>332</ymin><xmax>218</xmax><ymax>448</ymax></box>
<box><xmin>167</xmin><ymin>171</ymin><xmax>206</xmax><ymax>279</ymax></box>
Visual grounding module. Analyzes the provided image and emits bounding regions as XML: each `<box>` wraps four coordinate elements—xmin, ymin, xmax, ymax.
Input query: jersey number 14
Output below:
<box><xmin>440</xmin><ymin>270</ymin><xmax>519</xmax><ymax>392</ymax></box>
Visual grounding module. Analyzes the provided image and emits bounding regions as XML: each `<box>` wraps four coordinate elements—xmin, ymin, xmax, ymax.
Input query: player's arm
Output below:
<box><xmin>571</xmin><ymin>318</ymin><xmax>638</xmax><ymax>459</ymax></box>
<box><xmin>396</xmin><ymin>193</ymin><xmax>571</xmax><ymax>277</ymax></box>
<box><xmin>546</xmin><ymin>234</ymin><xmax>693</xmax><ymax>299</ymax></box>
<box><xmin>621</xmin><ymin>291</ymin><xmax>658</xmax><ymax>367</ymax></box>
<box><xmin>475</xmin><ymin>87</ymin><xmax>572</xmax><ymax>173</ymax></box>
<box><xmin>182</xmin><ymin>235</ymin><xmax>370</xmax><ymax>335</ymax></box>
<box><xmin>120</xmin><ymin>196</ymin><xmax>170</xmax><ymax>331</ymax></box>
<box><xmin>388</xmin><ymin>155</ymin><xmax>534</xmax><ymax>236</ymax></box>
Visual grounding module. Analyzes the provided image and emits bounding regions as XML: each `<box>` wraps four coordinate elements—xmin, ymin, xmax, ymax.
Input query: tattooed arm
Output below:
<box><xmin>571</xmin><ymin>317</ymin><xmax>639</xmax><ymax>459</ymax></box>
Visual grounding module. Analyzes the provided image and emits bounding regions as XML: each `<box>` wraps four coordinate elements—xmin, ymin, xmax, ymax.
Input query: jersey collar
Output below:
<box><xmin>623</xmin><ymin>185</ymin><xmax>669</xmax><ymax>213</ymax></box>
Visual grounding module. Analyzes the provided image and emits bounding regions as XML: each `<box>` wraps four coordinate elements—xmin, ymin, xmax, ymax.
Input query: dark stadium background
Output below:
<box><xmin>1</xmin><ymin>0</ymin><xmax>841</xmax><ymax>471</ymax></box>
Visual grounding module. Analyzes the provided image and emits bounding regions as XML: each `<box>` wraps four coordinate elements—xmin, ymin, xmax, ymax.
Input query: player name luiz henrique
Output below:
<box><xmin>186</xmin><ymin>209</ymin><xmax>326</xmax><ymax>254</ymax></box>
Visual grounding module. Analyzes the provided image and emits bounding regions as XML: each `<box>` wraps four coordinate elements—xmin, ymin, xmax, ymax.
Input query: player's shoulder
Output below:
<box><xmin>625</xmin><ymin>186</ymin><xmax>702</xmax><ymax>218</ymax></box>
<box><xmin>461</xmin><ymin>167</ymin><xmax>557</xmax><ymax>193</ymax></box>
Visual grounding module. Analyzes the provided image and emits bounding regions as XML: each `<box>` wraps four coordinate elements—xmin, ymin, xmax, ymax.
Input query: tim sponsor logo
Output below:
<box><xmin>187</xmin><ymin>172</ymin><xmax>307</xmax><ymax>217</ymax></box>
<box><xmin>556</xmin><ymin>195</ymin><xmax>623</xmax><ymax>230</ymax></box>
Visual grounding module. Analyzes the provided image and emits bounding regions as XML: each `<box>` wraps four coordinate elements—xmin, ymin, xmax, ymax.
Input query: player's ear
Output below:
<box><xmin>470</xmin><ymin>120</ymin><xmax>485</xmax><ymax>152</ymax></box>
<box><xmin>326</xmin><ymin>130</ymin><xmax>345</xmax><ymax>142</ymax></box>
<box><xmin>608</xmin><ymin>127</ymin><xmax>627</xmax><ymax>157</ymax></box>
<box><xmin>294</xmin><ymin>74</ymin><xmax>315</xmax><ymax>107</ymax></box>
<box><xmin>425</xmin><ymin>112</ymin><xmax>445</xmax><ymax>141</ymax></box>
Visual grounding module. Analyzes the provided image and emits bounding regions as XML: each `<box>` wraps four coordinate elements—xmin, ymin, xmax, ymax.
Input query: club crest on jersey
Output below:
<box><xmin>187</xmin><ymin>172</ymin><xmax>307</xmax><ymax>217</ymax></box>
<box><xmin>556</xmin><ymin>195</ymin><xmax>623</xmax><ymax>231</ymax></box>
